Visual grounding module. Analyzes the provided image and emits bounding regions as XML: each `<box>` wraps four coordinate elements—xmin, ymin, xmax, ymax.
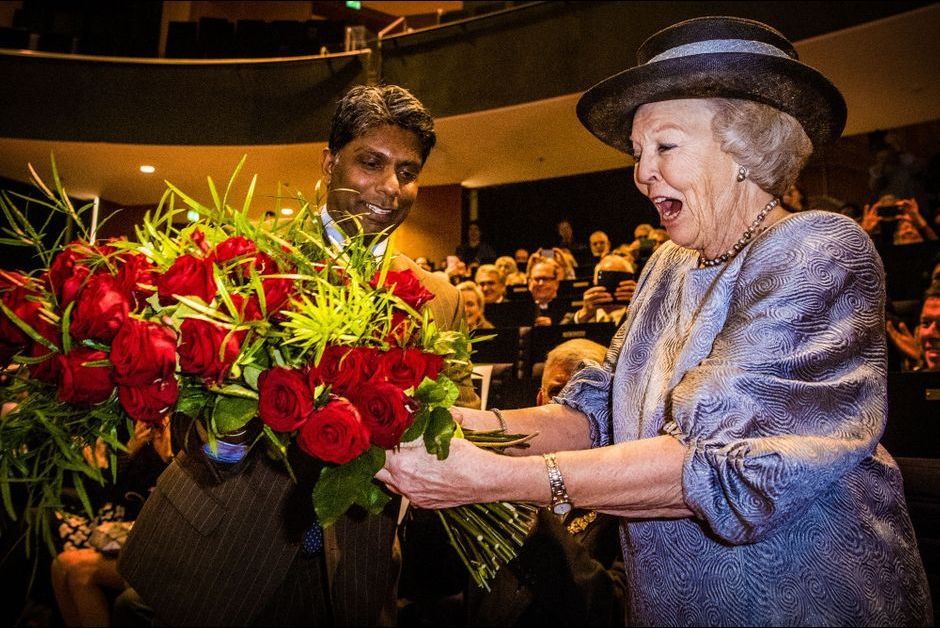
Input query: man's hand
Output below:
<box><xmin>886</xmin><ymin>319</ymin><xmax>922</xmax><ymax>363</ymax></box>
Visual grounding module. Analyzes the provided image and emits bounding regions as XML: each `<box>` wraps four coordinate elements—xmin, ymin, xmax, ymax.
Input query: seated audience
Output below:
<box><xmin>474</xmin><ymin>264</ymin><xmax>507</xmax><ymax>304</ymax></box>
<box><xmin>514</xmin><ymin>248</ymin><xmax>530</xmax><ymax>268</ymax></box>
<box><xmin>457</xmin><ymin>281</ymin><xmax>494</xmax><ymax>331</ymax></box>
<box><xmin>494</xmin><ymin>256</ymin><xmax>527</xmax><ymax>287</ymax></box>
<box><xmin>561</xmin><ymin>255</ymin><xmax>637</xmax><ymax>326</ymax></box>
<box><xmin>527</xmin><ymin>257</ymin><xmax>567</xmax><ymax>326</ymax></box>
<box><xmin>414</xmin><ymin>256</ymin><xmax>434</xmax><ymax>272</ymax></box>
<box><xmin>444</xmin><ymin>256</ymin><xmax>472</xmax><ymax>286</ymax></box>
<box><xmin>887</xmin><ymin>281</ymin><xmax>940</xmax><ymax>371</ymax></box>
<box><xmin>781</xmin><ymin>182</ymin><xmax>807</xmax><ymax>211</ymax></box>
<box><xmin>467</xmin><ymin>338</ymin><xmax>626</xmax><ymax>627</ymax></box>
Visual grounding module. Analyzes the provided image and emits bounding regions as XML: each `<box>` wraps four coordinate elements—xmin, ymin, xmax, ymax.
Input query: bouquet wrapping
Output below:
<box><xmin>0</xmin><ymin>159</ymin><xmax>535</xmax><ymax>588</ymax></box>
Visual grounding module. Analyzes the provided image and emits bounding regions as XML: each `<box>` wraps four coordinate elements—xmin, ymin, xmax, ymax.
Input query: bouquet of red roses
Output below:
<box><xmin>0</xmin><ymin>159</ymin><xmax>534</xmax><ymax>588</ymax></box>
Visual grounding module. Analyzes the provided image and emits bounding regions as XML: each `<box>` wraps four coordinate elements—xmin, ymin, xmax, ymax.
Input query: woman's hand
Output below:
<box><xmin>376</xmin><ymin>438</ymin><xmax>490</xmax><ymax>509</ymax></box>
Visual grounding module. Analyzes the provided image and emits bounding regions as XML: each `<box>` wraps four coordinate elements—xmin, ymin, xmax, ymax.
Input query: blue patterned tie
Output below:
<box><xmin>302</xmin><ymin>519</ymin><xmax>323</xmax><ymax>554</ymax></box>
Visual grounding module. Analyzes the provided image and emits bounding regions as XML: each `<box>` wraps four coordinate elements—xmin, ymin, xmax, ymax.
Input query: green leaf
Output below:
<box><xmin>424</xmin><ymin>406</ymin><xmax>456</xmax><ymax>460</ymax></box>
<box><xmin>212</xmin><ymin>395</ymin><xmax>258</xmax><ymax>434</ymax></box>
<box><xmin>0</xmin><ymin>458</ymin><xmax>16</xmax><ymax>521</ymax></box>
<box><xmin>214</xmin><ymin>384</ymin><xmax>259</xmax><ymax>400</ymax></box>
<box><xmin>176</xmin><ymin>387</ymin><xmax>208</xmax><ymax>419</ymax></box>
<box><xmin>0</xmin><ymin>302</ymin><xmax>56</xmax><ymax>351</ymax></box>
<box><xmin>313</xmin><ymin>447</ymin><xmax>390</xmax><ymax>527</ymax></box>
<box><xmin>243</xmin><ymin>364</ymin><xmax>263</xmax><ymax>390</ymax></box>
<box><xmin>61</xmin><ymin>300</ymin><xmax>74</xmax><ymax>354</ymax></box>
<box><xmin>71</xmin><ymin>472</ymin><xmax>95</xmax><ymax>519</ymax></box>
<box><xmin>400</xmin><ymin>405</ymin><xmax>430</xmax><ymax>443</ymax></box>
<box><xmin>415</xmin><ymin>375</ymin><xmax>459</xmax><ymax>409</ymax></box>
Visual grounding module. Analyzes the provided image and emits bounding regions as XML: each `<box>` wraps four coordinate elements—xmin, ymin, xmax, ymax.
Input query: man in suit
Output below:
<box><xmin>118</xmin><ymin>85</ymin><xmax>477</xmax><ymax>626</ymax></box>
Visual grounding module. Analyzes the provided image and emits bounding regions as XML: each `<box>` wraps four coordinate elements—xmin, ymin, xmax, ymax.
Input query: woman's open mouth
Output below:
<box><xmin>653</xmin><ymin>196</ymin><xmax>683</xmax><ymax>222</ymax></box>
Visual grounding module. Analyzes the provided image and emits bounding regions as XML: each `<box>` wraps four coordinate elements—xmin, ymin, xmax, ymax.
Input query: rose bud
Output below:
<box><xmin>57</xmin><ymin>346</ymin><xmax>114</xmax><ymax>405</ymax></box>
<box><xmin>110</xmin><ymin>319</ymin><xmax>177</xmax><ymax>387</ymax></box>
<box><xmin>157</xmin><ymin>254</ymin><xmax>217</xmax><ymax>306</ymax></box>
<box><xmin>261</xmin><ymin>278</ymin><xmax>294</xmax><ymax>319</ymax></box>
<box><xmin>229</xmin><ymin>294</ymin><xmax>264</xmax><ymax>322</ymax></box>
<box><xmin>48</xmin><ymin>245</ymin><xmax>92</xmax><ymax>306</ymax></box>
<box><xmin>115</xmin><ymin>253</ymin><xmax>157</xmax><ymax>308</ymax></box>
<box><xmin>298</xmin><ymin>397</ymin><xmax>371</xmax><ymax>465</ymax></box>
<box><xmin>177</xmin><ymin>318</ymin><xmax>241</xmax><ymax>382</ymax></box>
<box><xmin>372</xmin><ymin>269</ymin><xmax>435</xmax><ymax>310</ymax></box>
<box><xmin>258</xmin><ymin>367</ymin><xmax>315</xmax><ymax>432</ymax></box>
<box><xmin>118</xmin><ymin>377</ymin><xmax>179</xmax><ymax>424</ymax></box>
<box><xmin>69</xmin><ymin>273</ymin><xmax>131</xmax><ymax>342</ymax></box>
<box><xmin>351</xmin><ymin>380</ymin><xmax>413</xmax><ymax>449</ymax></box>
<box><xmin>382</xmin><ymin>310</ymin><xmax>415</xmax><ymax>347</ymax></box>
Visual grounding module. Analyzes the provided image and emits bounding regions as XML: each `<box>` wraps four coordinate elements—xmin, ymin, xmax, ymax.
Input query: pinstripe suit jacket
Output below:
<box><xmin>118</xmin><ymin>255</ymin><xmax>478</xmax><ymax>626</ymax></box>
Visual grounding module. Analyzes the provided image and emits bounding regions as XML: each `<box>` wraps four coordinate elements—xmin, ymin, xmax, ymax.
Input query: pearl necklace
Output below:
<box><xmin>699</xmin><ymin>198</ymin><xmax>779</xmax><ymax>268</ymax></box>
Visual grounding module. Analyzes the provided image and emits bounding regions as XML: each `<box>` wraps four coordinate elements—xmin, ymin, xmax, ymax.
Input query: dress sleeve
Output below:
<box><xmin>555</xmin><ymin>360</ymin><xmax>613</xmax><ymax>448</ymax></box>
<box><xmin>664</xmin><ymin>217</ymin><xmax>888</xmax><ymax>544</ymax></box>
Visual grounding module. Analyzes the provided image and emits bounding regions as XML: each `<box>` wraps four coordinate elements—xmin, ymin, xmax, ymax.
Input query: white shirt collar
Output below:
<box><xmin>320</xmin><ymin>205</ymin><xmax>389</xmax><ymax>259</ymax></box>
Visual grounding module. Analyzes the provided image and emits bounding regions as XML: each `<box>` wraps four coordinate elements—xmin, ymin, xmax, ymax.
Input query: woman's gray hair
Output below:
<box><xmin>456</xmin><ymin>280</ymin><xmax>485</xmax><ymax>313</ymax></box>
<box><xmin>329</xmin><ymin>85</ymin><xmax>436</xmax><ymax>163</ymax></box>
<box><xmin>706</xmin><ymin>98</ymin><xmax>813</xmax><ymax>197</ymax></box>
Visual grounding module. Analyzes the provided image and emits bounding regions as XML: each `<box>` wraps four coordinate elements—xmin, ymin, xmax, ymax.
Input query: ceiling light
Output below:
<box><xmin>280</xmin><ymin>207</ymin><xmax>294</xmax><ymax>216</ymax></box>
<box><xmin>139</xmin><ymin>165</ymin><xmax>156</xmax><ymax>174</ymax></box>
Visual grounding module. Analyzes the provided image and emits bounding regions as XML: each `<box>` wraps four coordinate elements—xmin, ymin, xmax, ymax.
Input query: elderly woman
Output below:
<box><xmin>379</xmin><ymin>16</ymin><xmax>932</xmax><ymax>626</ymax></box>
<box><xmin>457</xmin><ymin>280</ymin><xmax>494</xmax><ymax>331</ymax></box>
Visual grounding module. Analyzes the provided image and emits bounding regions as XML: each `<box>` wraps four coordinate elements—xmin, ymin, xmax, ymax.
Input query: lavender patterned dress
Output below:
<box><xmin>558</xmin><ymin>211</ymin><xmax>932</xmax><ymax>626</ymax></box>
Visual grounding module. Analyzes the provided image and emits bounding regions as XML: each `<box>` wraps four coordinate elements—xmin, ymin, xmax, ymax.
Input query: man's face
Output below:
<box><xmin>589</xmin><ymin>232</ymin><xmax>609</xmax><ymax>257</ymax></box>
<box><xmin>515</xmin><ymin>249</ymin><xmax>529</xmax><ymax>266</ymax></box>
<box><xmin>321</xmin><ymin>124</ymin><xmax>423</xmax><ymax>239</ymax></box>
<box><xmin>921</xmin><ymin>297</ymin><xmax>940</xmax><ymax>371</ymax></box>
<box><xmin>528</xmin><ymin>261</ymin><xmax>559</xmax><ymax>304</ymax></box>
<box><xmin>476</xmin><ymin>270</ymin><xmax>504</xmax><ymax>304</ymax></box>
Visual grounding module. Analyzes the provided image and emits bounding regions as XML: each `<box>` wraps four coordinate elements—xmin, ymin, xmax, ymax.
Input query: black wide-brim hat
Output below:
<box><xmin>577</xmin><ymin>16</ymin><xmax>847</xmax><ymax>153</ymax></box>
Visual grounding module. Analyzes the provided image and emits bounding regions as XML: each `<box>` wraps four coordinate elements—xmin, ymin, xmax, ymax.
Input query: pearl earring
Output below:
<box><xmin>736</xmin><ymin>167</ymin><xmax>747</xmax><ymax>182</ymax></box>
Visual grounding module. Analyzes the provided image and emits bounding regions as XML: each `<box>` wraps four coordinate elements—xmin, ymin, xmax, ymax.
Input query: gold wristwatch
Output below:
<box><xmin>543</xmin><ymin>452</ymin><xmax>572</xmax><ymax>515</ymax></box>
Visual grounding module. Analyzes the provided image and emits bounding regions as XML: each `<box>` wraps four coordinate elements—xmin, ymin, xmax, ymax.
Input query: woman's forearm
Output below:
<box><xmin>456</xmin><ymin>403</ymin><xmax>593</xmax><ymax>455</ymax></box>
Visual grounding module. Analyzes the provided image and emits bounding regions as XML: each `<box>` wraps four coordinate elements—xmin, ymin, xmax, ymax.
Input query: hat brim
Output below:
<box><xmin>576</xmin><ymin>52</ymin><xmax>847</xmax><ymax>154</ymax></box>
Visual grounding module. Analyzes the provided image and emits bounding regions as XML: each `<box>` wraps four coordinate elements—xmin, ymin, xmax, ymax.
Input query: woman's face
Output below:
<box><xmin>630</xmin><ymin>99</ymin><xmax>740</xmax><ymax>257</ymax></box>
<box><xmin>461</xmin><ymin>290</ymin><xmax>483</xmax><ymax>328</ymax></box>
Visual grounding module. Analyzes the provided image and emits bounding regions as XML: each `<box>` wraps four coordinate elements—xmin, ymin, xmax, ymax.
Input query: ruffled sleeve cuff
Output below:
<box><xmin>554</xmin><ymin>360</ymin><xmax>612</xmax><ymax>448</ymax></box>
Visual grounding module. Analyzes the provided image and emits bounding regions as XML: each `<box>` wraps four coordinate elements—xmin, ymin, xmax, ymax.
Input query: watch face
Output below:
<box><xmin>552</xmin><ymin>502</ymin><xmax>572</xmax><ymax>516</ymax></box>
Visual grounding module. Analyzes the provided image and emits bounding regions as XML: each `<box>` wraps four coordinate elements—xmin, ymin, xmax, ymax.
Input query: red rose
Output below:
<box><xmin>254</xmin><ymin>252</ymin><xmax>278</xmax><ymax>276</ymax></box>
<box><xmin>69</xmin><ymin>273</ymin><xmax>131</xmax><ymax>342</ymax></box>
<box><xmin>0</xmin><ymin>277</ymin><xmax>42</xmax><ymax>362</ymax></box>
<box><xmin>110</xmin><ymin>319</ymin><xmax>177</xmax><ymax>386</ymax></box>
<box><xmin>115</xmin><ymin>253</ymin><xmax>157</xmax><ymax>309</ymax></box>
<box><xmin>309</xmin><ymin>345</ymin><xmax>373</xmax><ymax>396</ymax></box>
<box><xmin>118</xmin><ymin>377</ymin><xmax>179</xmax><ymax>424</ymax></box>
<box><xmin>377</xmin><ymin>348</ymin><xmax>443</xmax><ymax>390</ymax></box>
<box><xmin>178</xmin><ymin>318</ymin><xmax>241</xmax><ymax>381</ymax></box>
<box><xmin>48</xmin><ymin>245</ymin><xmax>92</xmax><ymax>306</ymax></box>
<box><xmin>351</xmin><ymin>380</ymin><xmax>414</xmax><ymax>448</ymax></box>
<box><xmin>298</xmin><ymin>397</ymin><xmax>371</xmax><ymax>464</ymax></box>
<box><xmin>57</xmin><ymin>346</ymin><xmax>114</xmax><ymax>405</ymax></box>
<box><xmin>261</xmin><ymin>278</ymin><xmax>294</xmax><ymax>319</ymax></box>
<box><xmin>157</xmin><ymin>254</ymin><xmax>217</xmax><ymax>306</ymax></box>
<box><xmin>28</xmin><ymin>317</ymin><xmax>62</xmax><ymax>383</ymax></box>
<box><xmin>382</xmin><ymin>310</ymin><xmax>415</xmax><ymax>346</ymax></box>
<box><xmin>229</xmin><ymin>294</ymin><xmax>264</xmax><ymax>322</ymax></box>
<box><xmin>213</xmin><ymin>236</ymin><xmax>257</xmax><ymax>264</ymax></box>
<box><xmin>372</xmin><ymin>269</ymin><xmax>434</xmax><ymax>310</ymax></box>
<box><xmin>258</xmin><ymin>367</ymin><xmax>314</xmax><ymax>432</ymax></box>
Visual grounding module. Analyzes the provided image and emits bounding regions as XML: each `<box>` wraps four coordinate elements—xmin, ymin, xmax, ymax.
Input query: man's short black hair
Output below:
<box><xmin>328</xmin><ymin>85</ymin><xmax>436</xmax><ymax>163</ymax></box>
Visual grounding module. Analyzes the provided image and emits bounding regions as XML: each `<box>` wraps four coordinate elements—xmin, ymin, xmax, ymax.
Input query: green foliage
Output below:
<box><xmin>313</xmin><ymin>446</ymin><xmax>389</xmax><ymax>527</ymax></box>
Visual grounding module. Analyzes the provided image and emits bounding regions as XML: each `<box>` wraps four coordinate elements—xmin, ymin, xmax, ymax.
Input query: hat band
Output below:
<box><xmin>647</xmin><ymin>38</ymin><xmax>791</xmax><ymax>64</ymax></box>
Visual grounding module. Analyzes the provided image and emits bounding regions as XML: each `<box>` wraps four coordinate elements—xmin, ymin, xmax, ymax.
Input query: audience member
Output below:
<box><xmin>414</xmin><ymin>256</ymin><xmax>434</xmax><ymax>272</ymax></box>
<box><xmin>456</xmin><ymin>221</ymin><xmax>497</xmax><ymax>265</ymax></box>
<box><xmin>527</xmin><ymin>257</ymin><xmax>567</xmax><ymax>326</ymax></box>
<box><xmin>494</xmin><ymin>256</ymin><xmax>527</xmax><ymax>286</ymax></box>
<box><xmin>887</xmin><ymin>281</ymin><xmax>940</xmax><ymax>371</ymax></box>
<box><xmin>457</xmin><ymin>281</ymin><xmax>494</xmax><ymax>331</ymax></box>
<box><xmin>52</xmin><ymin>418</ymin><xmax>174</xmax><ymax>627</ymax></box>
<box><xmin>862</xmin><ymin>195</ymin><xmax>938</xmax><ymax>246</ymax></box>
<box><xmin>514</xmin><ymin>248</ymin><xmax>530</xmax><ymax>268</ymax></box>
<box><xmin>561</xmin><ymin>255</ymin><xmax>636</xmax><ymax>325</ymax></box>
<box><xmin>444</xmin><ymin>256</ymin><xmax>472</xmax><ymax>286</ymax></box>
<box><xmin>781</xmin><ymin>182</ymin><xmax>807</xmax><ymax>211</ymax></box>
<box><xmin>556</xmin><ymin>219</ymin><xmax>591</xmax><ymax>269</ymax></box>
<box><xmin>474</xmin><ymin>264</ymin><xmax>507</xmax><ymax>304</ymax></box>
<box><xmin>466</xmin><ymin>338</ymin><xmax>626</xmax><ymax>627</ymax></box>
<box><xmin>589</xmin><ymin>230</ymin><xmax>611</xmax><ymax>261</ymax></box>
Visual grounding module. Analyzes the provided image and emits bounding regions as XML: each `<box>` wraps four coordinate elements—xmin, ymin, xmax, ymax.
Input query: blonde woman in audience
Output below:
<box><xmin>495</xmin><ymin>255</ymin><xmax>527</xmax><ymax>286</ymax></box>
<box><xmin>457</xmin><ymin>281</ymin><xmax>494</xmax><ymax>331</ymax></box>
